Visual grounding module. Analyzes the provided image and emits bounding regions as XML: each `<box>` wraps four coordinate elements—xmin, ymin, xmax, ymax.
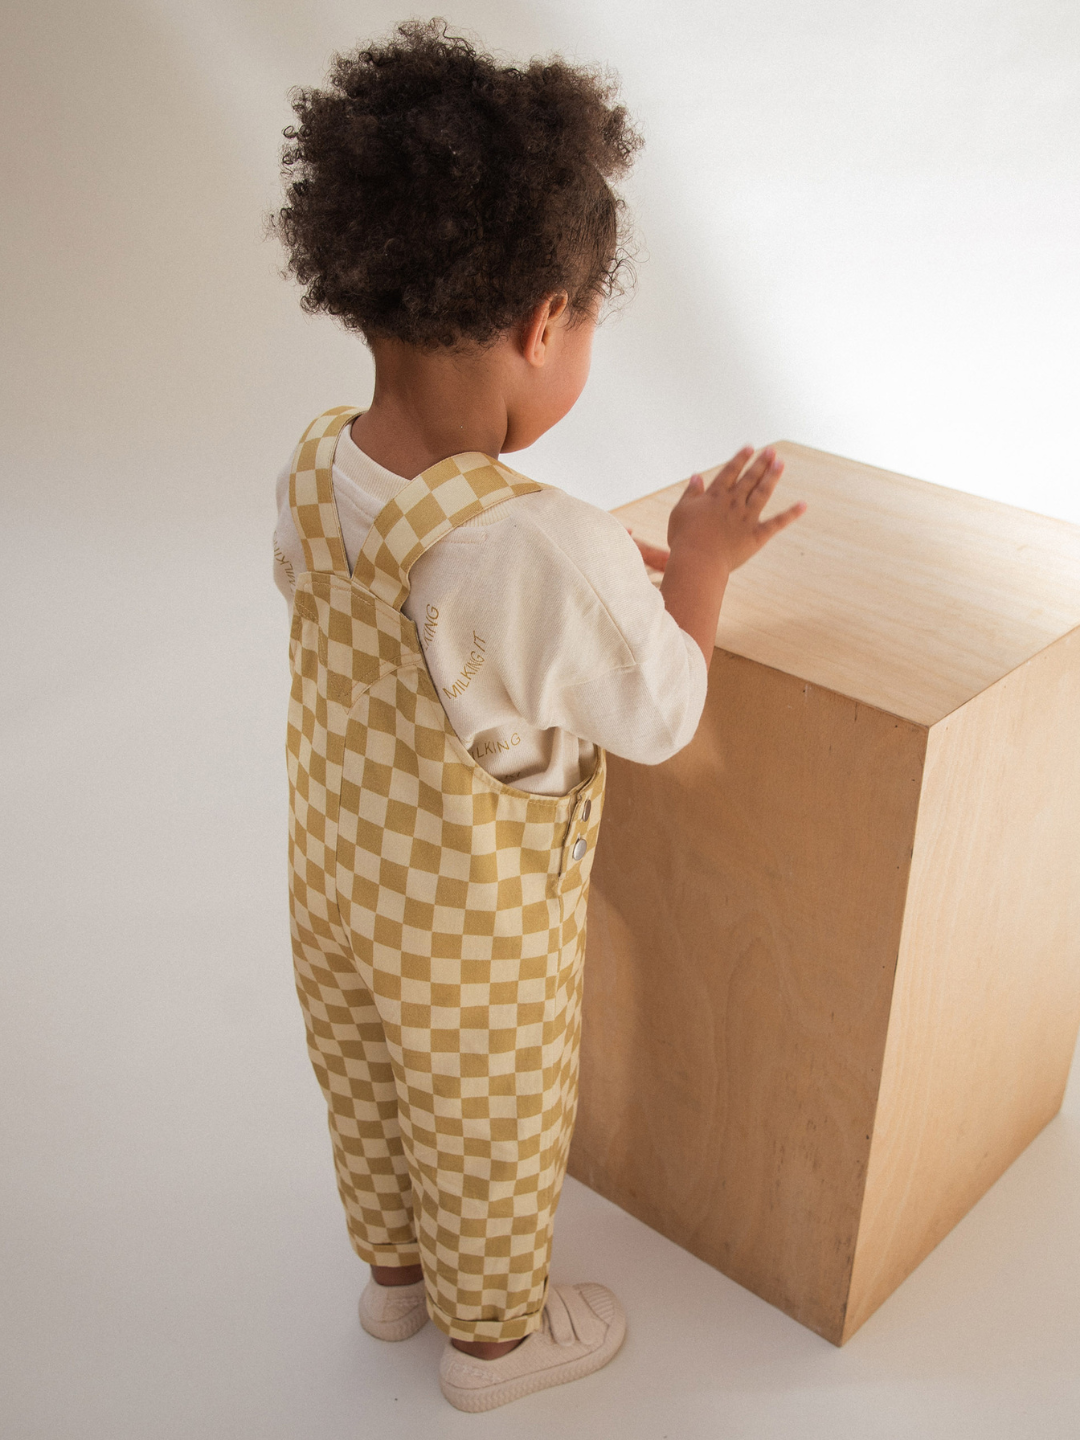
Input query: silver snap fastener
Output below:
<box><xmin>572</xmin><ymin>838</ymin><xmax>588</xmax><ymax>862</ymax></box>
<box><xmin>581</xmin><ymin>799</ymin><xmax>592</xmax><ymax>822</ymax></box>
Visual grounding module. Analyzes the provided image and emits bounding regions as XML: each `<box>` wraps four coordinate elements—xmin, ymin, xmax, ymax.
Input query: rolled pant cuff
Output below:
<box><xmin>427</xmin><ymin>1296</ymin><xmax>546</xmax><ymax>1344</ymax></box>
<box><xmin>350</xmin><ymin>1238</ymin><xmax>422</xmax><ymax>1269</ymax></box>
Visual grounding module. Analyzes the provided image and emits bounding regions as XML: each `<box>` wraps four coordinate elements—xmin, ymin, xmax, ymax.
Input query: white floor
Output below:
<box><xmin>2</xmin><ymin>470</ymin><xmax>1079</xmax><ymax>1440</ymax></box>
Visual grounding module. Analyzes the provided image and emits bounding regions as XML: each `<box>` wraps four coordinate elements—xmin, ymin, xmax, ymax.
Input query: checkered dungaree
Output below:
<box><xmin>286</xmin><ymin>408</ymin><xmax>606</xmax><ymax>1342</ymax></box>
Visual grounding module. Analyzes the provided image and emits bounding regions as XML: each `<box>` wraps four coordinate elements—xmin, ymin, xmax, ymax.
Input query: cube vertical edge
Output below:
<box><xmin>844</xmin><ymin>626</ymin><xmax>1080</xmax><ymax>1340</ymax></box>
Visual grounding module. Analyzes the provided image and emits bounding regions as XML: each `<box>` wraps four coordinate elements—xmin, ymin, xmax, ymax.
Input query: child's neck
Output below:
<box><xmin>350</xmin><ymin>337</ymin><xmax>513</xmax><ymax>479</ymax></box>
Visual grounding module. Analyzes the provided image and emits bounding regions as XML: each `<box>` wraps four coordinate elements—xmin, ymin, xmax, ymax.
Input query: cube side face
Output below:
<box><xmin>845</xmin><ymin>628</ymin><xmax>1080</xmax><ymax>1340</ymax></box>
<box><xmin>570</xmin><ymin>652</ymin><xmax>927</xmax><ymax>1343</ymax></box>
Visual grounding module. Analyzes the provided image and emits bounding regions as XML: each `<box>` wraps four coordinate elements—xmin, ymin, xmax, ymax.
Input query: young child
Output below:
<box><xmin>272</xmin><ymin>21</ymin><xmax>803</xmax><ymax>1413</ymax></box>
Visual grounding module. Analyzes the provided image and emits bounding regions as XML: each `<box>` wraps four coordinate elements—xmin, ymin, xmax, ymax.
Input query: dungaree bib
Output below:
<box><xmin>286</xmin><ymin>408</ymin><xmax>607</xmax><ymax>1342</ymax></box>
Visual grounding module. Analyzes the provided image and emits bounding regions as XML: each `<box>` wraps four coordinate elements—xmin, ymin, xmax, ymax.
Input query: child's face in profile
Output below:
<box><xmin>502</xmin><ymin>302</ymin><xmax>598</xmax><ymax>453</ymax></box>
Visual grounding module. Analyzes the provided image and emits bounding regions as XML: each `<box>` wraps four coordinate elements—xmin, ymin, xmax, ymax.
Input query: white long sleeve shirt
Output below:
<box><xmin>273</xmin><ymin>424</ymin><xmax>708</xmax><ymax>796</ymax></box>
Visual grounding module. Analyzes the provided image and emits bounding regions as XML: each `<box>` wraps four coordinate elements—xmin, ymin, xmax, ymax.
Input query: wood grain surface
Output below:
<box><xmin>575</xmin><ymin>450</ymin><xmax>1080</xmax><ymax>1343</ymax></box>
<box><xmin>615</xmin><ymin>444</ymin><xmax>1080</xmax><ymax>726</ymax></box>
<box><xmin>844</xmin><ymin>626</ymin><xmax>1080</xmax><ymax>1338</ymax></box>
<box><xmin>568</xmin><ymin>651</ymin><xmax>927</xmax><ymax>1343</ymax></box>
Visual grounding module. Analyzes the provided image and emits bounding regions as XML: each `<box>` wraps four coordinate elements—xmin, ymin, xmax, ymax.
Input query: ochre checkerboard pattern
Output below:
<box><xmin>286</xmin><ymin>408</ymin><xmax>607</xmax><ymax>1342</ymax></box>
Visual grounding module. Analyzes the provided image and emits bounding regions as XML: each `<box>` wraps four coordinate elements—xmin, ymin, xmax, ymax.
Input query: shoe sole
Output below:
<box><xmin>359</xmin><ymin>1299</ymin><xmax>429</xmax><ymax>1342</ymax></box>
<box><xmin>439</xmin><ymin>1298</ymin><xmax>627</xmax><ymax>1412</ymax></box>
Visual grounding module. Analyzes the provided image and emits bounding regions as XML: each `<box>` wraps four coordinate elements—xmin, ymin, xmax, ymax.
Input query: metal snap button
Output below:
<box><xmin>581</xmin><ymin>799</ymin><xmax>592</xmax><ymax>822</ymax></box>
<box><xmin>572</xmin><ymin>837</ymin><xmax>588</xmax><ymax>861</ymax></box>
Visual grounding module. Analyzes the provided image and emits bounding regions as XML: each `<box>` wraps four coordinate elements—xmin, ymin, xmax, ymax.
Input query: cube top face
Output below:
<box><xmin>615</xmin><ymin>443</ymin><xmax>1080</xmax><ymax>725</ymax></box>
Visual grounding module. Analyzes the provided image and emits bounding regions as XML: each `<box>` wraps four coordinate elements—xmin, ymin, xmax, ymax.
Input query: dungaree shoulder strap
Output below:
<box><xmin>288</xmin><ymin>407</ymin><xmax>362</xmax><ymax>577</ymax></box>
<box><xmin>353</xmin><ymin>452</ymin><xmax>544</xmax><ymax>610</ymax></box>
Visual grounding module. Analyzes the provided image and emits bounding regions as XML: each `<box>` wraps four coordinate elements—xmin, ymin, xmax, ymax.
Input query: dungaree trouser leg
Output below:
<box><xmin>286</xmin><ymin>409</ymin><xmax>606</xmax><ymax>1342</ymax></box>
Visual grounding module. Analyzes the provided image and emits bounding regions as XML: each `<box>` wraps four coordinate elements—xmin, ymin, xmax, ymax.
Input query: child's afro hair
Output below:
<box><xmin>274</xmin><ymin>19</ymin><xmax>641</xmax><ymax>349</ymax></box>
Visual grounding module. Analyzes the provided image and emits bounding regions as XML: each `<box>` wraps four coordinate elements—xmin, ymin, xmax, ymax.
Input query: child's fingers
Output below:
<box><xmin>631</xmin><ymin>534</ymin><xmax>671</xmax><ymax>570</ymax></box>
<box><xmin>736</xmin><ymin>447</ymin><xmax>778</xmax><ymax>498</ymax></box>
<box><xmin>675</xmin><ymin>472</ymin><xmax>705</xmax><ymax>506</ymax></box>
<box><xmin>744</xmin><ymin>456</ymin><xmax>785</xmax><ymax>512</ymax></box>
<box><xmin>758</xmin><ymin>500</ymin><xmax>807</xmax><ymax>538</ymax></box>
<box><xmin>707</xmin><ymin>447</ymin><xmax>754</xmax><ymax>493</ymax></box>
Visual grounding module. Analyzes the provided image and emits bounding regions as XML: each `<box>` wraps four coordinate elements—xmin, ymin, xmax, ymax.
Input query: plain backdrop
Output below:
<box><xmin>2</xmin><ymin>2</ymin><xmax>1078</xmax><ymax>1437</ymax></box>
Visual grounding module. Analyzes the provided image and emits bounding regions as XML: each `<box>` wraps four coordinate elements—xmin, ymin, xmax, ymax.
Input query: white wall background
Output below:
<box><xmin>3</xmin><ymin>0</ymin><xmax>1079</xmax><ymax>519</ymax></box>
<box><xmin>3</xmin><ymin>5</ymin><xmax>1079</xmax><ymax>1439</ymax></box>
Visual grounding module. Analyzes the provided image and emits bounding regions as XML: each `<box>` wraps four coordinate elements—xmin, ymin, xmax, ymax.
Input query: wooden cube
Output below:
<box><xmin>568</xmin><ymin>443</ymin><xmax>1080</xmax><ymax>1344</ymax></box>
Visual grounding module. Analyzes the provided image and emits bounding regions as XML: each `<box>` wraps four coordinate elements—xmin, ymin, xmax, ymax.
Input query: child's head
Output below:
<box><xmin>274</xmin><ymin>20</ymin><xmax>641</xmax><ymax>353</ymax></box>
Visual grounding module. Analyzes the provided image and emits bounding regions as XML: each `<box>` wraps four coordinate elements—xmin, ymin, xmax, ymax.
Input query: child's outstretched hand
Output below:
<box><xmin>668</xmin><ymin>446</ymin><xmax>804</xmax><ymax>571</ymax></box>
<box><xmin>660</xmin><ymin>446</ymin><xmax>806</xmax><ymax>663</ymax></box>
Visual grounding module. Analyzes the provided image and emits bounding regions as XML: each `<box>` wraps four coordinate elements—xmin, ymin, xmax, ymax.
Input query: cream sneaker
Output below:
<box><xmin>439</xmin><ymin>1283</ymin><xmax>625</xmax><ymax>1412</ymax></box>
<box><xmin>358</xmin><ymin>1277</ymin><xmax>429</xmax><ymax>1341</ymax></box>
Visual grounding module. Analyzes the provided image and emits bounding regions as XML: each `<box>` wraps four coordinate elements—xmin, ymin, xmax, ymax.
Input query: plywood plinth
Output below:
<box><xmin>568</xmin><ymin>444</ymin><xmax>1080</xmax><ymax>1344</ymax></box>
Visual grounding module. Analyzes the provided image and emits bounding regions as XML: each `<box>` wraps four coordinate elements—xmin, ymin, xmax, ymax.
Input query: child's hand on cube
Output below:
<box><xmin>669</xmin><ymin>447</ymin><xmax>805</xmax><ymax>572</ymax></box>
<box><xmin>660</xmin><ymin>446</ymin><xmax>806</xmax><ymax>662</ymax></box>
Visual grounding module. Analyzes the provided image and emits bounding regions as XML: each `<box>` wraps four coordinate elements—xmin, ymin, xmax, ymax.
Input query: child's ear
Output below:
<box><xmin>521</xmin><ymin>292</ymin><xmax>570</xmax><ymax>367</ymax></box>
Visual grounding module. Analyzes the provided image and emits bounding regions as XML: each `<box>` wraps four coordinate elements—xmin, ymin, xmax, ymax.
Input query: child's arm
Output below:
<box><xmin>659</xmin><ymin>446</ymin><xmax>805</xmax><ymax>663</ymax></box>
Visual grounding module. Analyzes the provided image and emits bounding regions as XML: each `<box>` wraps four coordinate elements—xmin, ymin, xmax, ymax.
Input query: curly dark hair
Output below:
<box><xmin>274</xmin><ymin>19</ymin><xmax>641</xmax><ymax>348</ymax></box>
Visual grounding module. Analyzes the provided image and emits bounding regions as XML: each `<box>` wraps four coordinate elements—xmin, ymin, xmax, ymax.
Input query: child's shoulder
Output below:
<box><xmin>451</xmin><ymin>479</ymin><xmax>660</xmax><ymax>638</ymax></box>
<box><xmin>487</xmin><ymin>478</ymin><xmax>642</xmax><ymax>574</ymax></box>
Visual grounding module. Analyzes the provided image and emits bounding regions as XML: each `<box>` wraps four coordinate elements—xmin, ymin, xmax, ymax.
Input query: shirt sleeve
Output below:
<box><xmin>486</xmin><ymin>492</ymin><xmax>710</xmax><ymax>766</ymax></box>
<box><xmin>558</xmin><ymin>615</ymin><xmax>708</xmax><ymax>765</ymax></box>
